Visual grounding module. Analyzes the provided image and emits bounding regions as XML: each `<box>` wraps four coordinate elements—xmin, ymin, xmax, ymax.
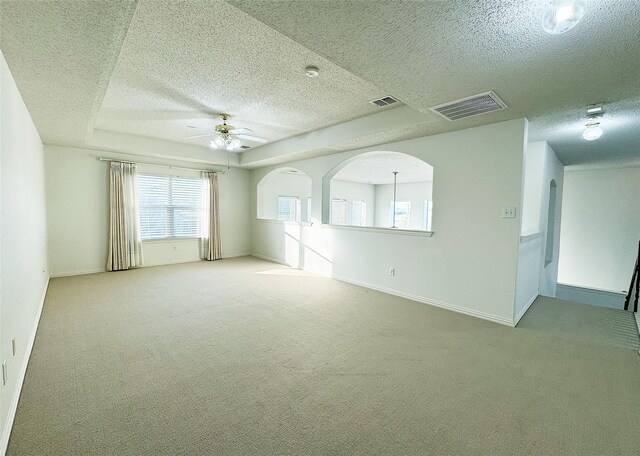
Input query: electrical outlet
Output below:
<box><xmin>389</xmin><ymin>267</ymin><xmax>395</xmax><ymax>277</ymax></box>
<box><xmin>2</xmin><ymin>362</ymin><xmax>6</xmax><ymax>385</ymax></box>
<box><xmin>12</xmin><ymin>339</ymin><xmax>16</xmax><ymax>356</ymax></box>
<box><xmin>501</xmin><ymin>207</ymin><xmax>516</xmax><ymax>218</ymax></box>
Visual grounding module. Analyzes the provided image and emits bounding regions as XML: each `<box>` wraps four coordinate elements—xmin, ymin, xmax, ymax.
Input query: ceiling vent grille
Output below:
<box><xmin>371</xmin><ymin>96</ymin><xmax>399</xmax><ymax>107</ymax></box>
<box><xmin>429</xmin><ymin>91</ymin><xmax>507</xmax><ymax>121</ymax></box>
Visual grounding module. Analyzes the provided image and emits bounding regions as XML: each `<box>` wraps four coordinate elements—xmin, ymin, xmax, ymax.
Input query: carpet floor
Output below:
<box><xmin>7</xmin><ymin>256</ymin><xmax>640</xmax><ymax>455</ymax></box>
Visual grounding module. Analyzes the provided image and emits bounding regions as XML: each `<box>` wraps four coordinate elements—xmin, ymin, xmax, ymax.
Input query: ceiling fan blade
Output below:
<box><xmin>186</xmin><ymin>125</ymin><xmax>212</xmax><ymax>130</ymax></box>
<box><xmin>238</xmin><ymin>134</ymin><xmax>267</xmax><ymax>143</ymax></box>
<box><xmin>184</xmin><ymin>133</ymin><xmax>213</xmax><ymax>140</ymax></box>
<box><xmin>230</xmin><ymin>127</ymin><xmax>253</xmax><ymax>134</ymax></box>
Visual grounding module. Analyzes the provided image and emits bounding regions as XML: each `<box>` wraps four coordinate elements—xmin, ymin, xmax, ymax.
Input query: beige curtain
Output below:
<box><xmin>107</xmin><ymin>162</ymin><xmax>143</xmax><ymax>271</ymax></box>
<box><xmin>203</xmin><ymin>172</ymin><xmax>222</xmax><ymax>260</ymax></box>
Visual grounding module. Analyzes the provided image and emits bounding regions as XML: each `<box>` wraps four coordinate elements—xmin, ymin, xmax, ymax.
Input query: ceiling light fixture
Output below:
<box><xmin>305</xmin><ymin>66</ymin><xmax>319</xmax><ymax>78</ymax></box>
<box><xmin>209</xmin><ymin>114</ymin><xmax>242</xmax><ymax>151</ymax></box>
<box><xmin>582</xmin><ymin>103</ymin><xmax>604</xmax><ymax>141</ymax></box>
<box><xmin>542</xmin><ymin>1</ymin><xmax>585</xmax><ymax>35</ymax></box>
<box><xmin>586</xmin><ymin>103</ymin><xmax>604</xmax><ymax>115</ymax></box>
<box><xmin>583</xmin><ymin>122</ymin><xmax>603</xmax><ymax>141</ymax></box>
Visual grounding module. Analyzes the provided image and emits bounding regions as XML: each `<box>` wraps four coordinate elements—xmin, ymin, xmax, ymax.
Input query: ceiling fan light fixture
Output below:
<box><xmin>583</xmin><ymin>123</ymin><xmax>603</xmax><ymax>141</ymax></box>
<box><xmin>212</xmin><ymin>135</ymin><xmax>226</xmax><ymax>149</ymax></box>
<box><xmin>543</xmin><ymin>1</ymin><xmax>585</xmax><ymax>35</ymax></box>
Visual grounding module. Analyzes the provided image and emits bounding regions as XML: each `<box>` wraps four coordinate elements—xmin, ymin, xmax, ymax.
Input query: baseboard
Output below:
<box><xmin>332</xmin><ymin>275</ymin><xmax>515</xmax><ymax>327</ymax></box>
<box><xmin>250</xmin><ymin>253</ymin><xmax>290</xmax><ymax>267</ymax></box>
<box><xmin>223</xmin><ymin>251</ymin><xmax>251</xmax><ymax>259</ymax></box>
<box><xmin>50</xmin><ymin>267</ymin><xmax>105</xmax><ymax>278</ymax></box>
<box><xmin>514</xmin><ymin>293</ymin><xmax>538</xmax><ymax>326</ymax></box>
<box><xmin>0</xmin><ymin>277</ymin><xmax>49</xmax><ymax>455</ymax></box>
<box><xmin>556</xmin><ymin>283</ymin><xmax>626</xmax><ymax>309</ymax></box>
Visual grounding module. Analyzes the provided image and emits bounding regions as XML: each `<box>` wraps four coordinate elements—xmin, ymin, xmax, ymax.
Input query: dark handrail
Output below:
<box><xmin>623</xmin><ymin>241</ymin><xmax>639</xmax><ymax>312</ymax></box>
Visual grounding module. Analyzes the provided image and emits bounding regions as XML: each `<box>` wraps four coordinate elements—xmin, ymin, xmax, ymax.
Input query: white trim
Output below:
<box><xmin>221</xmin><ymin>251</ymin><xmax>251</xmax><ymax>259</ymax></box>
<box><xmin>520</xmin><ymin>232</ymin><xmax>542</xmax><ymax>243</ymax></box>
<box><xmin>332</xmin><ymin>275</ymin><xmax>515</xmax><ymax>327</ymax></box>
<box><xmin>634</xmin><ymin>313</ymin><xmax>639</xmax><ymax>335</ymax></box>
<box><xmin>255</xmin><ymin>219</ymin><xmax>312</xmax><ymax>227</ymax></box>
<box><xmin>49</xmin><ymin>267</ymin><xmax>105</xmax><ymax>278</ymax></box>
<box><xmin>514</xmin><ymin>293</ymin><xmax>538</xmax><ymax>325</ymax></box>
<box><xmin>557</xmin><ymin>282</ymin><xmax>626</xmax><ymax>295</ymax></box>
<box><xmin>322</xmin><ymin>224</ymin><xmax>433</xmax><ymax>237</ymax></box>
<box><xmin>556</xmin><ymin>283</ymin><xmax>626</xmax><ymax>309</ymax></box>
<box><xmin>251</xmin><ymin>253</ymin><xmax>290</xmax><ymax>267</ymax></box>
<box><xmin>0</xmin><ymin>277</ymin><xmax>49</xmax><ymax>455</ymax></box>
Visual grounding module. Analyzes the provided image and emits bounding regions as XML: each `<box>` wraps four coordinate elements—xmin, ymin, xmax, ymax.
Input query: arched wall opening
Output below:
<box><xmin>257</xmin><ymin>167</ymin><xmax>312</xmax><ymax>222</ymax></box>
<box><xmin>545</xmin><ymin>179</ymin><xmax>558</xmax><ymax>266</ymax></box>
<box><xmin>322</xmin><ymin>151</ymin><xmax>434</xmax><ymax>231</ymax></box>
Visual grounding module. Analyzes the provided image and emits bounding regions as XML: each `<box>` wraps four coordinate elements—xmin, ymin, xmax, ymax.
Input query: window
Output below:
<box><xmin>137</xmin><ymin>173</ymin><xmax>205</xmax><ymax>240</ymax></box>
<box><xmin>331</xmin><ymin>198</ymin><xmax>347</xmax><ymax>225</ymax></box>
<box><xmin>277</xmin><ymin>196</ymin><xmax>300</xmax><ymax>221</ymax></box>
<box><xmin>424</xmin><ymin>200</ymin><xmax>433</xmax><ymax>231</ymax></box>
<box><xmin>389</xmin><ymin>201</ymin><xmax>411</xmax><ymax>229</ymax></box>
<box><xmin>351</xmin><ymin>201</ymin><xmax>366</xmax><ymax>226</ymax></box>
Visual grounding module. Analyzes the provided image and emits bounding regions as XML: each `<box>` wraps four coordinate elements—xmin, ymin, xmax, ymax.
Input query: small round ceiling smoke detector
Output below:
<box><xmin>305</xmin><ymin>66</ymin><xmax>319</xmax><ymax>78</ymax></box>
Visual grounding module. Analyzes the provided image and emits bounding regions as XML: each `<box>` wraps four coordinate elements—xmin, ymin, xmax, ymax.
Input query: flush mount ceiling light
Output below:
<box><xmin>543</xmin><ymin>1</ymin><xmax>585</xmax><ymax>35</ymax></box>
<box><xmin>583</xmin><ymin>122</ymin><xmax>603</xmax><ymax>141</ymax></box>
<box><xmin>582</xmin><ymin>103</ymin><xmax>604</xmax><ymax>141</ymax></box>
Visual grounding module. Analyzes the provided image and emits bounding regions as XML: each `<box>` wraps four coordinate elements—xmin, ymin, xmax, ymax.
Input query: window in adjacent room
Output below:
<box><xmin>277</xmin><ymin>196</ymin><xmax>301</xmax><ymax>221</ymax></box>
<box><xmin>331</xmin><ymin>198</ymin><xmax>347</xmax><ymax>225</ymax></box>
<box><xmin>256</xmin><ymin>168</ymin><xmax>312</xmax><ymax>221</ymax></box>
<box><xmin>351</xmin><ymin>200</ymin><xmax>366</xmax><ymax>226</ymax></box>
<box><xmin>389</xmin><ymin>201</ymin><xmax>411</xmax><ymax>229</ymax></box>
<box><xmin>137</xmin><ymin>173</ymin><xmax>206</xmax><ymax>240</ymax></box>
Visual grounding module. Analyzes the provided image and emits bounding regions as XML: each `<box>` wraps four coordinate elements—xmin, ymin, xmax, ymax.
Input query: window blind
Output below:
<box><xmin>277</xmin><ymin>196</ymin><xmax>300</xmax><ymax>221</ymax></box>
<box><xmin>137</xmin><ymin>173</ymin><xmax>205</xmax><ymax>240</ymax></box>
<box><xmin>331</xmin><ymin>199</ymin><xmax>347</xmax><ymax>225</ymax></box>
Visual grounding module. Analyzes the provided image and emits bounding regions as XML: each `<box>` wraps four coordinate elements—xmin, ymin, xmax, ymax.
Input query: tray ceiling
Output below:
<box><xmin>1</xmin><ymin>0</ymin><xmax>639</xmax><ymax>166</ymax></box>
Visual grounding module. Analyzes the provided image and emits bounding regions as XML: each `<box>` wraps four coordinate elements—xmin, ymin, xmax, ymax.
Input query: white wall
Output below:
<box><xmin>257</xmin><ymin>171</ymin><xmax>312</xmax><ymax>220</ymax></box>
<box><xmin>251</xmin><ymin>118</ymin><xmax>527</xmax><ymax>325</ymax></box>
<box><xmin>45</xmin><ymin>145</ymin><xmax>251</xmax><ymax>276</ymax></box>
<box><xmin>330</xmin><ymin>179</ymin><xmax>375</xmax><ymax>226</ymax></box>
<box><xmin>537</xmin><ymin>143</ymin><xmax>564</xmax><ymax>297</ymax></box>
<box><xmin>0</xmin><ymin>52</ymin><xmax>49</xmax><ymax>452</ymax></box>
<box><xmin>558</xmin><ymin>165</ymin><xmax>640</xmax><ymax>292</ymax></box>
<box><xmin>374</xmin><ymin>182</ymin><xmax>431</xmax><ymax>230</ymax></box>
<box><xmin>514</xmin><ymin>141</ymin><xmax>564</xmax><ymax>322</ymax></box>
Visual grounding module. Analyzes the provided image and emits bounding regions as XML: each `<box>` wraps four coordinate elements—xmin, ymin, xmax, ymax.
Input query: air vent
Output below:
<box><xmin>371</xmin><ymin>96</ymin><xmax>399</xmax><ymax>107</ymax></box>
<box><xmin>429</xmin><ymin>91</ymin><xmax>507</xmax><ymax>121</ymax></box>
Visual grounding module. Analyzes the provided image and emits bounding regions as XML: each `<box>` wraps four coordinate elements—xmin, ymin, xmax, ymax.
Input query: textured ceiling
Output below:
<box><xmin>0</xmin><ymin>0</ymin><xmax>137</xmax><ymax>143</ymax></box>
<box><xmin>1</xmin><ymin>0</ymin><xmax>639</xmax><ymax>167</ymax></box>
<box><xmin>333</xmin><ymin>151</ymin><xmax>433</xmax><ymax>185</ymax></box>
<box><xmin>230</xmin><ymin>0</ymin><xmax>640</xmax><ymax>165</ymax></box>
<box><xmin>95</xmin><ymin>0</ymin><xmax>389</xmax><ymax>149</ymax></box>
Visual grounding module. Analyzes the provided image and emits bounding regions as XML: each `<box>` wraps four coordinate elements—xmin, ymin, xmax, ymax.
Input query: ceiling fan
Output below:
<box><xmin>185</xmin><ymin>114</ymin><xmax>267</xmax><ymax>151</ymax></box>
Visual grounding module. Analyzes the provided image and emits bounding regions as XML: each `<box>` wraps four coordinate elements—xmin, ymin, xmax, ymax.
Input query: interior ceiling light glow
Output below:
<box><xmin>583</xmin><ymin>123</ymin><xmax>603</xmax><ymax>141</ymax></box>
<box><xmin>543</xmin><ymin>1</ymin><xmax>585</xmax><ymax>35</ymax></box>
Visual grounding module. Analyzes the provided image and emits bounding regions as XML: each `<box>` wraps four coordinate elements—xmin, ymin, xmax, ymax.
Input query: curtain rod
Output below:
<box><xmin>96</xmin><ymin>157</ymin><xmax>228</xmax><ymax>174</ymax></box>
